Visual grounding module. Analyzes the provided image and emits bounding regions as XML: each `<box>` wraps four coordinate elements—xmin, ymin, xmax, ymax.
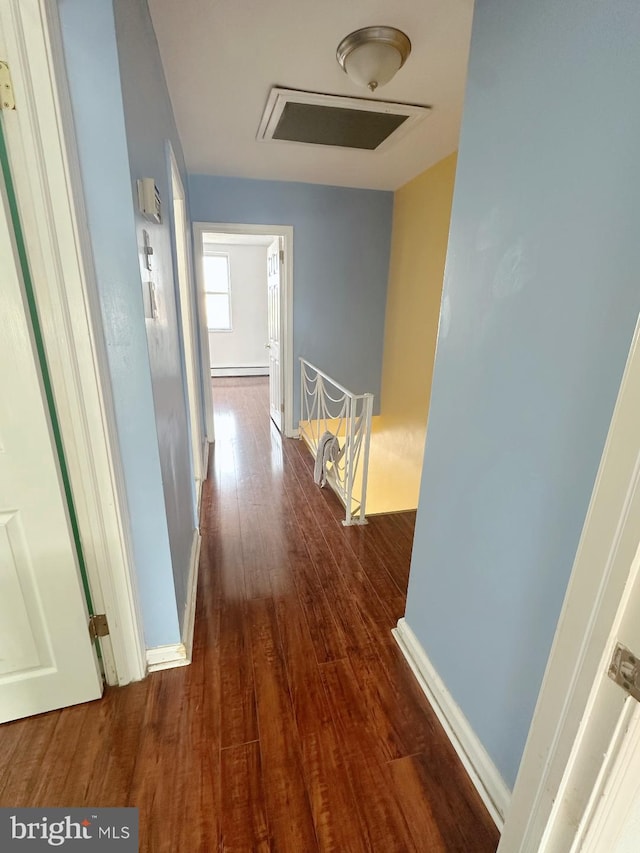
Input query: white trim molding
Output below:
<box><xmin>194</xmin><ymin>222</ymin><xmax>295</xmax><ymax>437</ymax></box>
<box><xmin>0</xmin><ymin>0</ymin><xmax>145</xmax><ymax>684</ymax></box>
<box><xmin>167</xmin><ymin>142</ymin><xmax>205</xmax><ymax>517</ymax></box>
<box><xmin>211</xmin><ymin>366</ymin><xmax>270</xmax><ymax>377</ymax></box>
<box><xmin>393</xmin><ymin>618</ymin><xmax>511</xmax><ymax>830</ymax></box>
<box><xmin>146</xmin><ymin>643</ymin><xmax>189</xmax><ymax>673</ymax></box>
<box><xmin>202</xmin><ymin>438</ymin><xmax>210</xmax><ymax>476</ymax></box>
<box><xmin>147</xmin><ymin>528</ymin><xmax>201</xmax><ymax>673</ymax></box>
<box><xmin>577</xmin><ymin>701</ymin><xmax>640</xmax><ymax>852</ymax></box>
<box><xmin>182</xmin><ymin>529</ymin><xmax>201</xmax><ymax>663</ymax></box>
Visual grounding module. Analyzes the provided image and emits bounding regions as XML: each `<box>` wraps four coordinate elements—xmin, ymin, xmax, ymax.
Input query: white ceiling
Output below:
<box><xmin>148</xmin><ymin>0</ymin><xmax>473</xmax><ymax>191</ymax></box>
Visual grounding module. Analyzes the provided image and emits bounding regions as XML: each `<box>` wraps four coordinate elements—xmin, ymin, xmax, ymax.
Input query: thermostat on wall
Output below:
<box><xmin>136</xmin><ymin>178</ymin><xmax>162</xmax><ymax>223</ymax></box>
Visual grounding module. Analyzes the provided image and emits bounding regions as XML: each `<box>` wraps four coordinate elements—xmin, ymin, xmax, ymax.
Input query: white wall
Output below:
<box><xmin>208</xmin><ymin>244</ymin><xmax>269</xmax><ymax>373</ymax></box>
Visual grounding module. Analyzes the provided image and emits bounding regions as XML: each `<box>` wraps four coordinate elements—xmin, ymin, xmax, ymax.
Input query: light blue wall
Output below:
<box><xmin>188</xmin><ymin>176</ymin><xmax>393</xmax><ymax>414</ymax></box>
<box><xmin>57</xmin><ymin>0</ymin><xmax>193</xmax><ymax>647</ymax></box>
<box><xmin>113</xmin><ymin>0</ymin><xmax>197</xmax><ymax>631</ymax></box>
<box><xmin>405</xmin><ymin>0</ymin><xmax>640</xmax><ymax>789</ymax></box>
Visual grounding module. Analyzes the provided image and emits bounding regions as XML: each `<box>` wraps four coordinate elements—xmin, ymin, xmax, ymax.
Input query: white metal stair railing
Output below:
<box><xmin>299</xmin><ymin>358</ymin><xmax>373</xmax><ymax>525</ymax></box>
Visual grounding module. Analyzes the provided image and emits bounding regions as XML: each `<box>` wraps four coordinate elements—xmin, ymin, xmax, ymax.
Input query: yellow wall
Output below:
<box><xmin>302</xmin><ymin>154</ymin><xmax>458</xmax><ymax>515</ymax></box>
<box><xmin>374</xmin><ymin>153</ymin><xmax>458</xmax><ymax>503</ymax></box>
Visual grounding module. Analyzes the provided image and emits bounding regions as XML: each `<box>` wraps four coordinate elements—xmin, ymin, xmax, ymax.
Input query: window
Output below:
<box><xmin>203</xmin><ymin>253</ymin><xmax>231</xmax><ymax>330</ymax></box>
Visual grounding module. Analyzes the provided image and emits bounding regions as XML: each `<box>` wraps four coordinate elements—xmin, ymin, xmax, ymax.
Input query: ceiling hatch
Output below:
<box><xmin>257</xmin><ymin>88</ymin><xmax>431</xmax><ymax>152</ymax></box>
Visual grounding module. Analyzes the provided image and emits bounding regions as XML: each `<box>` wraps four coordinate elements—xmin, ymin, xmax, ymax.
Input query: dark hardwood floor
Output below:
<box><xmin>0</xmin><ymin>377</ymin><xmax>499</xmax><ymax>852</ymax></box>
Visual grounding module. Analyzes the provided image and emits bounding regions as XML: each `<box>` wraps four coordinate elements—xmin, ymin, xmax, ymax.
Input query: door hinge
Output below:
<box><xmin>281</xmin><ymin>402</ymin><xmax>285</xmax><ymax>412</ymax></box>
<box><xmin>608</xmin><ymin>642</ymin><xmax>640</xmax><ymax>703</ymax></box>
<box><xmin>0</xmin><ymin>61</ymin><xmax>16</xmax><ymax>111</ymax></box>
<box><xmin>279</xmin><ymin>249</ymin><xmax>284</xmax><ymax>264</ymax></box>
<box><xmin>88</xmin><ymin>613</ymin><xmax>109</xmax><ymax>643</ymax></box>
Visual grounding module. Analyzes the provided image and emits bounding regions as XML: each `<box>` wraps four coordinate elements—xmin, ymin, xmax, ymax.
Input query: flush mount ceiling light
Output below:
<box><xmin>336</xmin><ymin>26</ymin><xmax>412</xmax><ymax>92</ymax></box>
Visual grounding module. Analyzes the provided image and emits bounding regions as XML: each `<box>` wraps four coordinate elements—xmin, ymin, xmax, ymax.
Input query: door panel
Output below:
<box><xmin>267</xmin><ymin>238</ymin><xmax>282</xmax><ymax>431</ymax></box>
<box><xmin>0</xmin><ymin>154</ymin><xmax>102</xmax><ymax>723</ymax></box>
<box><xmin>0</xmin><ymin>512</ymin><xmax>50</xmax><ymax>675</ymax></box>
<box><xmin>170</xmin><ymin>156</ymin><xmax>204</xmax><ymax>507</ymax></box>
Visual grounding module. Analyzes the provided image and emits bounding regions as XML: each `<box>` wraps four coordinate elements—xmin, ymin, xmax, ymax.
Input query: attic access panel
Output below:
<box><xmin>257</xmin><ymin>87</ymin><xmax>430</xmax><ymax>152</ymax></box>
<box><xmin>272</xmin><ymin>102</ymin><xmax>407</xmax><ymax>150</ymax></box>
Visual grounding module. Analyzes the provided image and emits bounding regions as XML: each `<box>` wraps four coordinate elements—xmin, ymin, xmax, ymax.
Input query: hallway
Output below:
<box><xmin>0</xmin><ymin>378</ymin><xmax>498</xmax><ymax>851</ymax></box>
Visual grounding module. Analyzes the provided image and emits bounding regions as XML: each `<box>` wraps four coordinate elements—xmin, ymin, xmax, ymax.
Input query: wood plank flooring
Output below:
<box><xmin>0</xmin><ymin>377</ymin><xmax>499</xmax><ymax>852</ymax></box>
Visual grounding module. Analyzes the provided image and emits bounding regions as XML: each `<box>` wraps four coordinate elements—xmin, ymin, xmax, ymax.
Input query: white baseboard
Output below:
<box><xmin>202</xmin><ymin>438</ymin><xmax>210</xmax><ymax>477</ymax></box>
<box><xmin>195</xmin><ymin>443</ymin><xmax>209</xmax><ymax>516</ymax></box>
<box><xmin>146</xmin><ymin>642</ymin><xmax>189</xmax><ymax>672</ymax></box>
<box><xmin>393</xmin><ymin>618</ymin><xmax>511</xmax><ymax>830</ymax></box>
<box><xmin>146</xmin><ymin>529</ymin><xmax>201</xmax><ymax>673</ymax></box>
<box><xmin>210</xmin><ymin>366</ymin><xmax>269</xmax><ymax>377</ymax></box>
<box><xmin>196</xmin><ymin>477</ymin><xmax>204</xmax><ymax>515</ymax></box>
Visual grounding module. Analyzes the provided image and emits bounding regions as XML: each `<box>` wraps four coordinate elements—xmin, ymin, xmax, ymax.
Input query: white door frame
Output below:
<box><xmin>0</xmin><ymin>0</ymin><xmax>145</xmax><ymax>685</ymax></box>
<box><xmin>267</xmin><ymin>236</ymin><xmax>284</xmax><ymax>431</ymax></box>
<box><xmin>499</xmin><ymin>314</ymin><xmax>640</xmax><ymax>851</ymax></box>
<box><xmin>577</xmin><ymin>700</ymin><xmax>640</xmax><ymax>852</ymax></box>
<box><xmin>167</xmin><ymin>143</ymin><xmax>208</xmax><ymax>508</ymax></box>
<box><xmin>193</xmin><ymin>222</ymin><xmax>296</xmax><ymax>438</ymax></box>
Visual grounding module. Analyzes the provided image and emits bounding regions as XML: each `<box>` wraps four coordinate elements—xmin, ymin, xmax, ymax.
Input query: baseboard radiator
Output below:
<box><xmin>299</xmin><ymin>358</ymin><xmax>373</xmax><ymax>525</ymax></box>
<box><xmin>210</xmin><ymin>366</ymin><xmax>269</xmax><ymax>377</ymax></box>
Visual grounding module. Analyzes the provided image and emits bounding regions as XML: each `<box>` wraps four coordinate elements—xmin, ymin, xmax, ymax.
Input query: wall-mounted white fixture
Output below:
<box><xmin>336</xmin><ymin>26</ymin><xmax>411</xmax><ymax>93</ymax></box>
<box><xmin>136</xmin><ymin>178</ymin><xmax>162</xmax><ymax>223</ymax></box>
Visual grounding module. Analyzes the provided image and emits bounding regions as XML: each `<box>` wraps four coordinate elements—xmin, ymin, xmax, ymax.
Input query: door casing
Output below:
<box><xmin>193</xmin><ymin>222</ymin><xmax>295</xmax><ymax>437</ymax></box>
<box><xmin>168</xmin><ymin>141</ymin><xmax>207</xmax><ymax>512</ymax></box>
<box><xmin>267</xmin><ymin>236</ymin><xmax>283</xmax><ymax>431</ymax></box>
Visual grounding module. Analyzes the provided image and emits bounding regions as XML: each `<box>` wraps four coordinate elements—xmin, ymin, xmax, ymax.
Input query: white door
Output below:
<box><xmin>577</xmin><ymin>585</ymin><xmax>640</xmax><ymax>853</ymax></box>
<box><xmin>0</xmin><ymin>156</ymin><xmax>103</xmax><ymax>723</ymax></box>
<box><xmin>499</xmin><ymin>318</ymin><xmax>640</xmax><ymax>852</ymax></box>
<box><xmin>267</xmin><ymin>237</ymin><xmax>283</xmax><ymax>431</ymax></box>
<box><xmin>579</xmin><ymin>700</ymin><xmax>640</xmax><ymax>853</ymax></box>
<box><xmin>548</xmin><ymin>541</ymin><xmax>640</xmax><ymax>853</ymax></box>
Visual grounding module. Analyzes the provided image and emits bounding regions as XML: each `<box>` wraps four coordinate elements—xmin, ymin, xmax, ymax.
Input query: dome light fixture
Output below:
<box><xmin>336</xmin><ymin>26</ymin><xmax>412</xmax><ymax>93</ymax></box>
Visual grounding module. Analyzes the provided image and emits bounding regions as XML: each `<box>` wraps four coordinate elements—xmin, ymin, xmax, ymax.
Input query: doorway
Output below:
<box><xmin>193</xmin><ymin>223</ymin><xmax>294</xmax><ymax>436</ymax></box>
